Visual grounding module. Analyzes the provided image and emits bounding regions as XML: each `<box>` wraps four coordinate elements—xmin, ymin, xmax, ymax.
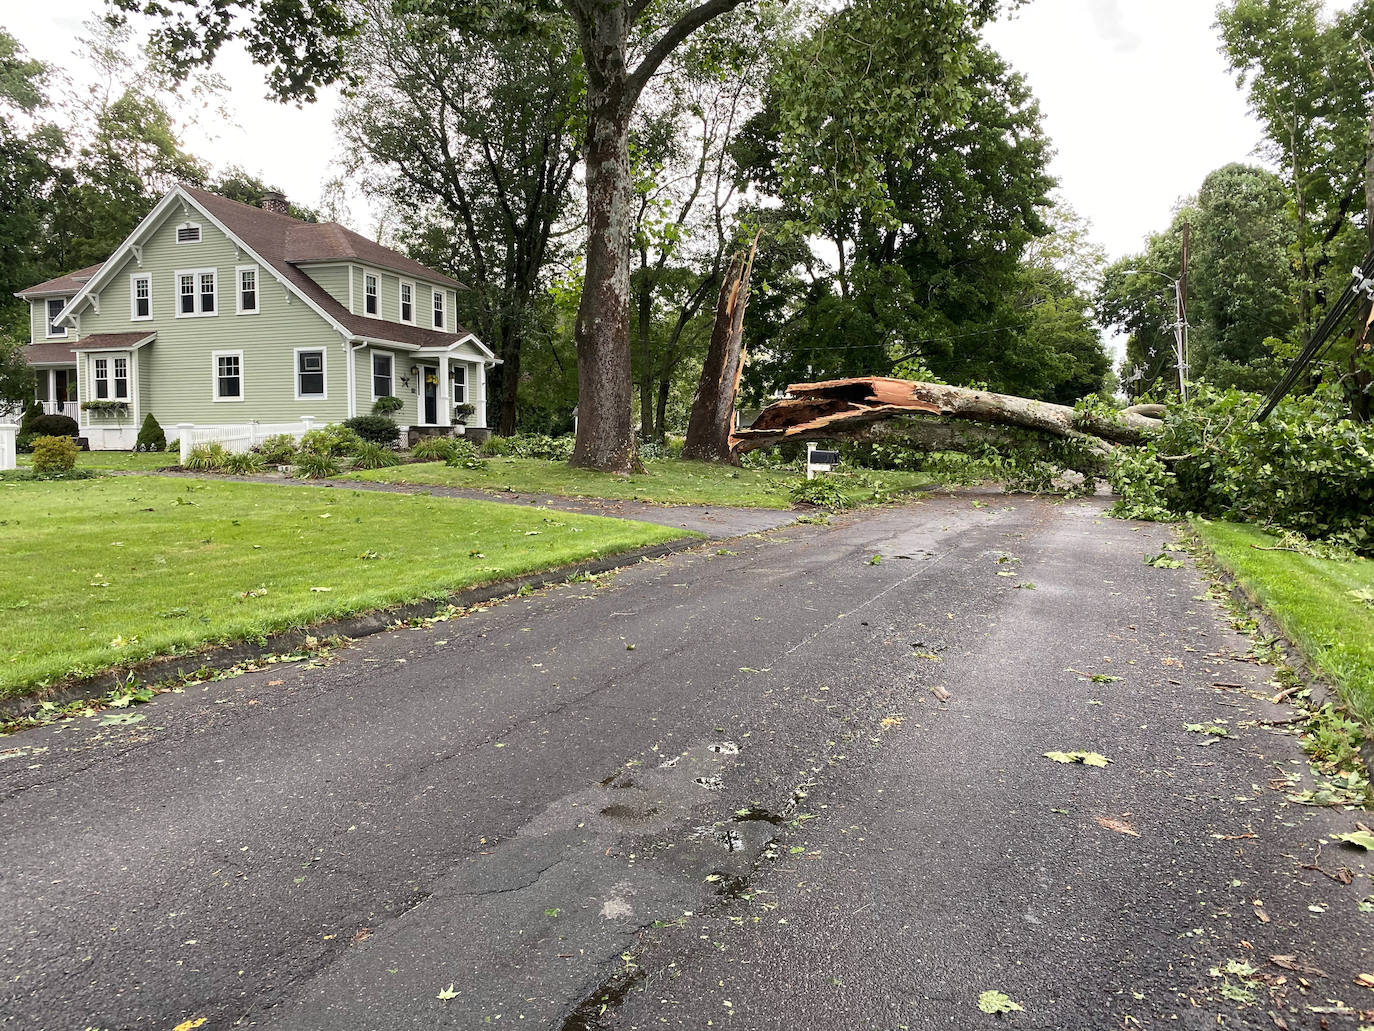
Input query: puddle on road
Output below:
<box><xmin>560</xmin><ymin>968</ymin><xmax>648</xmax><ymax>1031</ymax></box>
<box><xmin>600</xmin><ymin>803</ymin><xmax>660</xmax><ymax>823</ymax></box>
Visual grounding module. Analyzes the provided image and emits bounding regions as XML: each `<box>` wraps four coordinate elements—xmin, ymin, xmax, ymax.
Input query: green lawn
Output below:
<box><xmin>0</xmin><ymin>477</ymin><xmax>689</xmax><ymax>698</ymax></box>
<box><xmin>1194</xmin><ymin>520</ymin><xmax>1374</xmax><ymax>722</ymax></box>
<box><xmin>344</xmin><ymin>457</ymin><xmax>935</xmax><ymax>509</ymax></box>
<box><xmin>18</xmin><ymin>450</ymin><xmax>174</xmax><ymax>471</ymax></box>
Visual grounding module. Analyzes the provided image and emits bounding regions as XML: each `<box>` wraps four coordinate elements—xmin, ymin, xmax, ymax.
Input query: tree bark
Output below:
<box><xmin>682</xmin><ymin>239</ymin><xmax>757</xmax><ymax>463</ymax></box>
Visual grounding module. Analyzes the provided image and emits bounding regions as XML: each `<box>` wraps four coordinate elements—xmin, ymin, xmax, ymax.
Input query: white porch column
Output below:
<box><xmin>476</xmin><ymin>362</ymin><xmax>488</xmax><ymax>429</ymax></box>
<box><xmin>0</xmin><ymin>424</ymin><xmax>17</xmax><ymax>471</ymax></box>
<box><xmin>176</xmin><ymin>424</ymin><xmax>195</xmax><ymax>466</ymax></box>
<box><xmin>300</xmin><ymin>415</ymin><xmax>316</xmax><ymax>440</ymax></box>
<box><xmin>438</xmin><ymin>354</ymin><xmax>452</xmax><ymax>427</ymax></box>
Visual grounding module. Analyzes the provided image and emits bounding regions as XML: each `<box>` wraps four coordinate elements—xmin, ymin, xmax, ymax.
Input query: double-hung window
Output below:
<box><xmin>113</xmin><ymin>357</ymin><xmax>129</xmax><ymax>400</ymax></box>
<box><xmin>213</xmin><ymin>352</ymin><xmax>243</xmax><ymax>401</ymax></box>
<box><xmin>46</xmin><ymin>298</ymin><xmax>67</xmax><ymax>337</ymax></box>
<box><xmin>296</xmin><ymin>349</ymin><xmax>325</xmax><ymax>399</ymax></box>
<box><xmin>237</xmin><ymin>267</ymin><xmax>259</xmax><ymax>314</ymax></box>
<box><xmin>452</xmin><ymin>364</ymin><xmax>466</xmax><ymax>403</ymax></box>
<box><xmin>94</xmin><ymin>357</ymin><xmax>109</xmax><ymax>399</ymax></box>
<box><xmin>371</xmin><ymin>352</ymin><xmax>393</xmax><ymax>400</ymax></box>
<box><xmin>176</xmin><ymin>269</ymin><xmax>217</xmax><ymax>317</ymax></box>
<box><xmin>131</xmin><ymin>274</ymin><xmax>151</xmax><ymax>320</ymax></box>
<box><xmin>432</xmin><ymin>287</ymin><xmax>445</xmax><ymax>330</ymax></box>
<box><xmin>365</xmin><ymin>273</ymin><xmax>378</xmax><ymax>315</ymax></box>
<box><xmin>400</xmin><ymin>281</ymin><xmax>414</xmax><ymax>324</ymax></box>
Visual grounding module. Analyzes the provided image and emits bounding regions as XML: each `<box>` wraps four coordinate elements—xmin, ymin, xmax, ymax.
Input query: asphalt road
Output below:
<box><xmin>2</xmin><ymin>490</ymin><xmax>1370</xmax><ymax>1030</ymax></box>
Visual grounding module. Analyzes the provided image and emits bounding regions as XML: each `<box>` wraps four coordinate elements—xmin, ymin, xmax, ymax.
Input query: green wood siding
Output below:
<box><xmin>30</xmin><ymin>299</ymin><xmax>78</xmax><ymax>346</ymax></box>
<box><xmin>300</xmin><ymin>265</ymin><xmax>351</xmax><ymax>310</ymax></box>
<box><xmin>76</xmin><ymin>210</ymin><xmax>349</xmax><ymax>426</ymax></box>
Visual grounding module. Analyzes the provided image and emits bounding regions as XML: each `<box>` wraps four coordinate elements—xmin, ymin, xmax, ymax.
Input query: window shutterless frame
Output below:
<box><xmin>400</xmin><ymin>280</ymin><xmax>415</xmax><ymax>324</ymax></box>
<box><xmin>212</xmin><ymin>350</ymin><xmax>244</xmax><ymax>401</ymax></box>
<box><xmin>113</xmin><ymin>356</ymin><xmax>129</xmax><ymax>400</ymax></box>
<box><xmin>236</xmin><ymin>265</ymin><xmax>259</xmax><ymax>315</ymax></box>
<box><xmin>371</xmin><ymin>350</ymin><xmax>393</xmax><ymax>401</ymax></box>
<box><xmin>45</xmin><ymin>298</ymin><xmax>68</xmax><ymax>337</ymax></box>
<box><xmin>432</xmin><ymin>287</ymin><xmax>445</xmax><ymax>330</ymax></box>
<box><xmin>365</xmin><ymin>273</ymin><xmax>379</xmax><ymax>315</ymax></box>
<box><xmin>295</xmin><ymin>347</ymin><xmax>326</xmax><ymax>399</ymax></box>
<box><xmin>93</xmin><ymin>357</ymin><xmax>109</xmax><ymax>399</ymax></box>
<box><xmin>451</xmin><ymin>363</ymin><xmax>466</xmax><ymax>403</ymax></box>
<box><xmin>130</xmin><ymin>274</ymin><xmax>152</xmax><ymax>321</ymax></box>
<box><xmin>175</xmin><ymin>268</ymin><xmax>218</xmax><ymax>317</ymax></box>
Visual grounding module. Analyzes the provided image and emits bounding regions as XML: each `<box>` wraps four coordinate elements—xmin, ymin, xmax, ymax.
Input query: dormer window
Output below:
<box><xmin>432</xmin><ymin>287</ymin><xmax>445</xmax><ymax>330</ymax></box>
<box><xmin>46</xmin><ymin>298</ymin><xmax>68</xmax><ymax>337</ymax></box>
<box><xmin>365</xmin><ymin>273</ymin><xmax>378</xmax><ymax>315</ymax></box>
<box><xmin>176</xmin><ymin>223</ymin><xmax>202</xmax><ymax>244</ymax></box>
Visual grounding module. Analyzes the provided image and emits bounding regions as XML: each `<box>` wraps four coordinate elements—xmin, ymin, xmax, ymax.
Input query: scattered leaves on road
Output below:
<box><xmin>1270</xmin><ymin>955</ymin><xmax>1327</xmax><ymax>978</ymax></box>
<box><xmin>171</xmin><ymin>1020</ymin><xmax>207</xmax><ymax>1031</ymax></box>
<box><xmin>1334</xmin><ymin>829</ymin><xmax>1374</xmax><ymax>851</ymax></box>
<box><xmin>867</xmin><ymin>554</ymin><xmax>882</xmax><ymax>565</ymax></box>
<box><xmin>977</xmin><ymin>990</ymin><xmax>1023</xmax><ymax>1014</ymax></box>
<box><xmin>1066</xmin><ymin>668</ymin><xmax>1121</xmax><ymax>683</ymax></box>
<box><xmin>1094</xmin><ymin>815</ymin><xmax>1140</xmax><ymax>837</ymax></box>
<box><xmin>97</xmin><ymin>712</ymin><xmax>146</xmax><ymax>727</ymax></box>
<box><xmin>930</xmin><ymin>686</ymin><xmax>952</xmax><ymax>703</ymax></box>
<box><xmin>1044</xmin><ymin>750</ymin><xmax>1112</xmax><ymax>767</ymax></box>
<box><xmin>437</xmin><ymin>984</ymin><xmax>458</xmax><ymax>1001</ymax></box>
<box><xmin>1145</xmin><ymin>552</ymin><xmax>1185</xmax><ymax>569</ymax></box>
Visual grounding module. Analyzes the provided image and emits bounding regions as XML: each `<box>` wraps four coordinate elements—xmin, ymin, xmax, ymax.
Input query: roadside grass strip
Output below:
<box><xmin>344</xmin><ymin>456</ymin><xmax>934</xmax><ymax>509</ymax></box>
<box><xmin>0</xmin><ymin>476</ymin><xmax>690</xmax><ymax>698</ymax></box>
<box><xmin>1192</xmin><ymin>519</ymin><xmax>1374</xmax><ymax>723</ymax></box>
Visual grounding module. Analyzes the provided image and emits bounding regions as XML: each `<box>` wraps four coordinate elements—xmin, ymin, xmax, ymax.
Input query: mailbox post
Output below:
<box><xmin>805</xmin><ymin>441</ymin><xmax>840</xmax><ymax>480</ymax></box>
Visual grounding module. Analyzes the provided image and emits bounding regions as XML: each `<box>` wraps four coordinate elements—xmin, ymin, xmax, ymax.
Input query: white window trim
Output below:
<box><xmin>176</xmin><ymin>221</ymin><xmax>202</xmax><ymax>244</ymax></box>
<box><xmin>112</xmin><ymin>355</ymin><xmax>130</xmax><ymax>400</ymax></box>
<box><xmin>370</xmin><ymin>350</ymin><xmax>394</xmax><ymax>402</ymax></box>
<box><xmin>45</xmin><ymin>299</ymin><xmax>69</xmax><ymax>338</ymax></box>
<box><xmin>432</xmin><ymin>287</ymin><xmax>445</xmax><ymax>330</ymax></box>
<box><xmin>175</xmin><ymin>268</ymin><xmax>219</xmax><ymax>318</ymax></box>
<box><xmin>364</xmin><ymin>273</ymin><xmax>379</xmax><ymax>316</ymax></box>
<box><xmin>452</xmin><ymin>363</ymin><xmax>467</xmax><ymax>404</ymax></box>
<box><xmin>212</xmin><ymin>349</ymin><xmax>245</xmax><ymax>402</ymax></box>
<box><xmin>236</xmin><ymin>265</ymin><xmax>260</xmax><ymax>315</ymax></box>
<box><xmin>129</xmin><ymin>273</ymin><xmax>152</xmax><ymax>322</ymax></box>
<box><xmin>93</xmin><ymin>356</ymin><xmax>109</xmax><ymax>399</ymax></box>
<box><xmin>294</xmin><ymin>347</ymin><xmax>328</xmax><ymax>401</ymax></box>
<box><xmin>399</xmin><ymin>279</ymin><xmax>415</xmax><ymax>325</ymax></box>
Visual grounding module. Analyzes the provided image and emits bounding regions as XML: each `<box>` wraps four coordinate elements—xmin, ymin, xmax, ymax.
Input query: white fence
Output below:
<box><xmin>177</xmin><ymin>417</ymin><xmax>317</xmax><ymax>465</ymax></box>
<box><xmin>42</xmin><ymin>401</ymin><xmax>80</xmax><ymax>420</ymax></box>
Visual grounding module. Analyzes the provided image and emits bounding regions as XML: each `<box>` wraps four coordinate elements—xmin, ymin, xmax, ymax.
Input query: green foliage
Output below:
<box><xmin>219</xmin><ymin>450</ymin><xmax>264</xmax><ymax>475</ymax></box>
<box><xmin>28</xmin><ymin>413</ymin><xmax>77</xmax><ymax>437</ymax></box>
<box><xmin>254</xmin><ymin>433</ymin><xmax>298</xmax><ymax>464</ymax></box>
<box><xmin>441</xmin><ymin>439</ymin><xmax>487</xmax><ymax>470</ymax></box>
<box><xmin>134</xmin><ymin>412</ymin><xmax>166</xmax><ymax>452</ymax></box>
<box><xmin>1106</xmin><ymin>448</ymin><xmax>1175</xmax><ymax>522</ymax></box>
<box><xmin>293</xmin><ymin>451</ymin><xmax>342</xmax><ymax>479</ymax></box>
<box><xmin>343</xmin><ymin>414</ymin><xmax>399</xmax><ymax>446</ymax></box>
<box><xmin>299</xmin><ymin>424</ymin><xmax>363</xmax><ymax>457</ymax></box>
<box><xmin>17</xmin><ymin>399</ymin><xmax>42</xmax><ymax>435</ymax></box>
<box><xmin>1302</xmin><ymin>704</ymin><xmax>1365</xmax><ymax>773</ymax></box>
<box><xmin>30</xmin><ymin>434</ymin><xmax>78</xmax><ymax>473</ymax></box>
<box><xmin>479</xmin><ymin>433</ymin><xmax>576</xmax><ymax>461</ymax></box>
<box><xmin>409</xmin><ymin>436</ymin><xmax>458</xmax><ymax>462</ymax></box>
<box><xmin>184</xmin><ymin>442</ymin><xmax>227</xmax><ymax>471</ymax></box>
<box><xmin>371</xmin><ymin>394</ymin><xmax>404</xmax><ymax>415</ymax></box>
<box><xmin>350</xmin><ymin>442</ymin><xmax>401</xmax><ymax>469</ymax></box>
<box><xmin>1112</xmin><ymin>387</ymin><xmax>1374</xmax><ymax>554</ymax></box>
<box><xmin>788</xmin><ymin>477</ymin><xmax>853</xmax><ymax>510</ymax></box>
<box><xmin>15</xmin><ymin>432</ymin><xmax>34</xmax><ymax>453</ymax></box>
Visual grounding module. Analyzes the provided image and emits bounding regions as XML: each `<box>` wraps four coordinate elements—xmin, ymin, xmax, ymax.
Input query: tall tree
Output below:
<box><xmin>112</xmin><ymin>0</ymin><xmax>1011</xmax><ymax>471</ymax></box>
<box><xmin>338</xmin><ymin>1</ymin><xmax>582</xmax><ymax>435</ymax></box>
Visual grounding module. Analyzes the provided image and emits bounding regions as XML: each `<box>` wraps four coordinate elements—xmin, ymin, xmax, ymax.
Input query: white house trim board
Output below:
<box><xmin>212</xmin><ymin>350</ymin><xmax>245</xmax><ymax>403</ymax></box>
<box><xmin>236</xmin><ymin>265</ymin><xmax>260</xmax><ymax>315</ymax></box>
<box><xmin>174</xmin><ymin>268</ymin><xmax>219</xmax><ymax>318</ymax></box>
<box><xmin>129</xmin><ymin>273</ymin><xmax>152</xmax><ymax>321</ymax></box>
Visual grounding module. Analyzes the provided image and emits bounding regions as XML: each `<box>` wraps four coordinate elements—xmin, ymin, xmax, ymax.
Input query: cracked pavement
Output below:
<box><xmin>1</xmin><ymin>489</ymin><xmax>1370</xmax><ymax>1029</ymax></box>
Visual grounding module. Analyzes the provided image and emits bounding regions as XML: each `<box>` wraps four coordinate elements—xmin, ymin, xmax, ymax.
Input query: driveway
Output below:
<box><xmin>1</xmin><ymin>491</ymin><xmax>1369</xmax><ymax>1030</ymax></box>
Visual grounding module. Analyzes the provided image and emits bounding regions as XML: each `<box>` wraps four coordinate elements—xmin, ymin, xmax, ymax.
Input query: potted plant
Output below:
<box><xmin>454</xmin><ymin>402</ymin><xmax>476</xmax><ymax>426</ymax></box>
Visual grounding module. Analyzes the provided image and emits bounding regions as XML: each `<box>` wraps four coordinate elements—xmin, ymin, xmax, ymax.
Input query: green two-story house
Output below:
<box><xmin>16</xmin><ymin>185</ymin><xmax>496</xmax><ymax>450</ymax></box>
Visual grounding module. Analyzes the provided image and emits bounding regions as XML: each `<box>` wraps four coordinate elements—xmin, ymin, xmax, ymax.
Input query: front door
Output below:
<box><xmin>422</xmin><ymin>366</ymin><xmax>438</xmax><ymax>425</ymax></box>
<box><xmin>54</xmin><ymin>368</ymin><xmax>76</xmax><ymax>404</ymax></box>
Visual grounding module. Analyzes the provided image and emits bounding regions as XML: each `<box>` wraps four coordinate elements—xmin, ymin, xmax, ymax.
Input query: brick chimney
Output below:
<box><xmin>260</xmin><ymin>191</ymin><xmax>289</xmax><ymax>216</ymax></box>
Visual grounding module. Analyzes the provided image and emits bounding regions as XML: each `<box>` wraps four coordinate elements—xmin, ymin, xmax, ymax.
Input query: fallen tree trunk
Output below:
<box><xmin>731</xmin><ymin>377</ymin><xmax>1162</xmax><ymax>471</ymax></box>
<box><xmin>682</xmin><ymin>238</ymin><xmax>758</xmax><ymax>464</ymax></box>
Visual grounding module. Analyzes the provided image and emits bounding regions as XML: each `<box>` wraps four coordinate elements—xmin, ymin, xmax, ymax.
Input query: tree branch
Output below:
<box><xmin>626</xmin><ymin>0</ymin><xmax>751</xmax><ymax>101</ymax></box>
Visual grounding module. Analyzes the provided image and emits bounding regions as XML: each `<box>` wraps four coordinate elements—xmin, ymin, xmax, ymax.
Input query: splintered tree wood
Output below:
<box><xmin>730</xmin><ymin>377</ymin><xmax>1162</xmax><ymax>472</ymax></box>
<box><xmin>683</xmin><ymin>237</ymin><xmax>759</xmax><ymax>464</ymax></box>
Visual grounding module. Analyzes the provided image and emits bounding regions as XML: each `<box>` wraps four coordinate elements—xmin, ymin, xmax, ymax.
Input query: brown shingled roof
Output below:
<box><xmin>24</xmin><ymin>343</ymin><xmax>78</xmax><ymax>365</ymax></box>
<box><xmin>17</xmin><ymin>264</ymin><xmax>105</xmax><ymax>299</ymax></box>
<box><xmin>181</xmin><ymin>187</ymin><xmax>474</xmax><ymax>348</ymax></box>
<box><xmin>73</xmin><ymin>332</ymin><xmax>156</xmax><ymax>351</ymax></box>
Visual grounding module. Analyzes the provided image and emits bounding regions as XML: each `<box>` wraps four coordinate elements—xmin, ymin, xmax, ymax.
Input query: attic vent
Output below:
<box><xmin>176</xmin><ymin>223</ymin><xmax>202</xmax><ymax>244</ymax></box>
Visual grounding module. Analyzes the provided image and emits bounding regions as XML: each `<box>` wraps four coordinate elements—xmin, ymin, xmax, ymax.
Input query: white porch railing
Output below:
<box><xmin>177</xmin><ymin>417</ymin><xmax>317</xmax><ymax>465</ymax></box>
<box><xmin>42</xmin><ymin>401</ymin><xmax>80</xmax><ymax>420</ymax></box>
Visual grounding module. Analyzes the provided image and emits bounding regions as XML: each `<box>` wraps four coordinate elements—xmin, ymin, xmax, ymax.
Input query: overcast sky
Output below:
<box><xmin>6</xmin><ymin>0</ymin><xmax>1352</xmax><ymax>261</ymax></box>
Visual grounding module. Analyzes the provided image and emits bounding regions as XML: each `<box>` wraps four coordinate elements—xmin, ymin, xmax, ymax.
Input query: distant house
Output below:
<box><xmin>15</xmin><ymin>185</ymin><xmax>497</xmax><ymax>449</ymax></box>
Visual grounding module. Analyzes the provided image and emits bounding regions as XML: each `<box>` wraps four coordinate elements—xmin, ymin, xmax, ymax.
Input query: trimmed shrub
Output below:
<box><xmin>351</xmin><ymin>441</ymin><xmax>402</xmax><ymax>469</ymax></box>
<box><xmin>222</xmin><ymin>451</ymin><xmax>265</xmax><ymax>475</ymax></box>
<box><xmin>29</xmin><ymin>413</ymin><xmax>78</xmax><ymax>438</ymax></box>
<box><xmin>134</xmin><ymin>413</ymin><xmax>166</xmax><ymax>452</ymax></box>
<box><xmin>255</xmin><ymin>434</ymin><xmax>298</xmax><ymax>465</ymax></box>
<box><xmin>343</xmin><ymin>414</ymin><xmax>400</xmax><ymax>446</ymax></box>
<box><xmin>293</xmin><ymin>451</ymin><xmax>341</xmax><ymax>479</ymax></box>
<box><xmin>789</xmin><ymin>477</ymin><xmax>853</xmax><ymax>510</ymax></box>
<box><xmin>18</xmin><ymin>400</ymin><xmax>42</xmax><ymax>435</ymax></box>
<box><xmin>184</xmin><ymin>442</ymin><xmax>229</xmax><ymax>471</ymax></box>
<box><xmin>300</xmin><ymin>424</ymin><xmax>363</xmax><ymax>457</ymax></box>
<box><xmin>478</xmin><ymin>433</ymin><xmax>574</xmax><ymax>460</ymax></box>
<box><xmin>31</xmin><ymin>435</ymin><xmax>79</xmax><ymax>474</ymax></box>
<box><xmin>372</xmin><ymin>395</ymin><xmax>404</xmax><ymax>416</ymax></box>
<box><xmin>15</xmin><ymin>432</ymin><xmax>35</xmax><ymax>453</ymax></box>
<box><xmin>410</xmin><ymin>436</ymin><xmax>458</xmax><ymax>462</ymax></box>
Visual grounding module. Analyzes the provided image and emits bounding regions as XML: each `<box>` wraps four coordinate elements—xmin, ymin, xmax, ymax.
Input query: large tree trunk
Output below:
<box><xmin>682</xmin><ymin>240</ymin><xmax>757</xmax><ymax>463</ymax></box>
<box><xmin>570</xmin><ymin>79</ymin><xmax>638</xmax><ymax>471</ymax></box>
<box><xmin>732</xmin><ymin>377</ymin><xmax>1163</xmax><ymax>469</ymax></box>
<box><xmin>498</xmin><ymin>316</ymin><xmax>522</xmax><ymax>436</ymax></box>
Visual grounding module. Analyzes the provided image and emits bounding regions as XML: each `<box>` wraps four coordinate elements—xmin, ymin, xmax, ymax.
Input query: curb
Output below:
<box><xmin>0</xmin><ymin>536</ymin><xmax>702</xmax><ymax>722</ymax></box>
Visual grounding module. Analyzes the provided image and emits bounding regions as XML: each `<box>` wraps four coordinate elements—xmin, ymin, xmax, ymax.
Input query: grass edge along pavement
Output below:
<box><xmin>0</xmin><ymin>476</ymin><xmax>694</xmax><ymax>703</ymax></box>
<box><xmin>1191</xmin><ymin>518</ymin><xmax>1374</xmax><ymax>726</ymax></box>
<box><xmin>343</xmin><ymin>455</ymin><xmax>937</xmax><ymax>509</ymax></box>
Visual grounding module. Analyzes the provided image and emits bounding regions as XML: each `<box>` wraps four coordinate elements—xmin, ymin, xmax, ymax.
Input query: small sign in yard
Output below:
<box><xmin>805</xmin><ymin>442</ymin><xmax>841</xmax><ymax>480</ymax></box>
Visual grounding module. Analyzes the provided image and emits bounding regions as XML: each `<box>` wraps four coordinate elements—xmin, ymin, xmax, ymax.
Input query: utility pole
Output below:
<box><xmin>1176</xmin><ymin>223</ymin><xmax>1190</xmax><ymax>403</ymax></box>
